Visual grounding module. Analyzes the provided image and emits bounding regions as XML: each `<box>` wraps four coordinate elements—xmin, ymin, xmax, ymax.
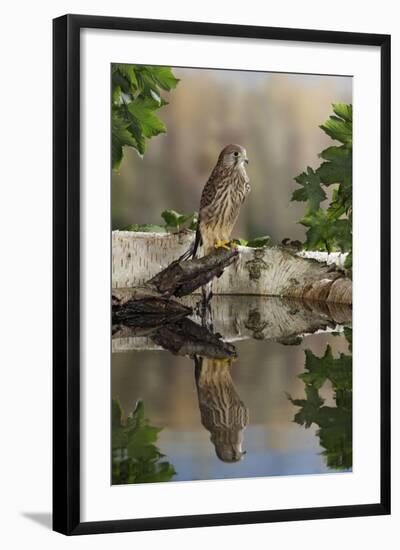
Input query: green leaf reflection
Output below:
<box><xmin>288</xmin><ymin>329</ymin><xmax>352</xmax><ymax>470</ymax></box>
<box><xmin>112</xmin><ymin>399</ymin><xmax>176</xmax><ymax>484</ymax></box>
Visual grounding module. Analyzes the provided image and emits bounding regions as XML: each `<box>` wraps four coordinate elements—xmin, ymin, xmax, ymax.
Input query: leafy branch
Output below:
<box><xmin>161</xmin><ymin>209</ymin><xmax>198</xmax><ymax>232</ymax></box>
<box><xmin>112</xmin><ymin>64</ymin><xmax>179</xmax><ymax>169</ymax></box>
<box><xmin>233</xmin><ymin>235</ymin><xmax>270</xmax><ymax>248</ymax></box>
<box><xmin>122</xmin><ymin>209</ymin><xmax>198</xmax><ymax>234</ymax></box>
<box><xmin>291</xmin><ymin>104</ymin><xmax>352</xmax><ymax>267</ymax></box>
<box><xmin>122</xmin><ymin>208</ymin><xmax>270</xmax><ymax>248</ymax></box>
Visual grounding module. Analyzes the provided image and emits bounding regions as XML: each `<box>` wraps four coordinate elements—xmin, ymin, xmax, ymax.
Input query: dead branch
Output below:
<box><xmin>147</xmin><ymin>248</ymin><xmax>238</xmax><ymax>297</ymax></box>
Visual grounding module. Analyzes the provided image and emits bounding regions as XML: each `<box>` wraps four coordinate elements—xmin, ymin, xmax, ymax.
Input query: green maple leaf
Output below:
<box><xmin>332</xmin><ymin>218</ymin><xmax>352</xmax><ymax>252</ymax></box>
<box><xmin>301</xmin><ymin>210</ymin><xmax>352</xmax><ymax>253</ymax></box>
<box><xmin>144</xmin><ymin>66</ymin><xmax>180</xmax><ymax>91</ymax></box>
<box><xmin>292</xmin><ymin>166</ymin><xmax>327</xmax><ymax>212</ymax></box>
<box><xmin>111</xmin><ymin>64</ymin><xmax>179</xmax><ymax>167</ymax></box>
<box><xmin>300</xmin><ymin>209</ymin><xmax>337</xmax><ymax>251</ymax></box>
<box><xmin>300</xmin><ymin>347</ymin><xmax>334</xmax><ymax>389</ymax></box>
<box><xmin>112</xmin><ymin>70</ymin><xmax>132</xmax><ymax>96</ymax></box>
<box><xmin>344</xmin><ymin>327</ymin><xmax>353</xmax><ymax>350</ymax></box>
<box><xmin>332</xmin><ymin>103</ymin><xmax>352</xmax><ymax>123</ymax></box>
<box><xmin>112</xmin><ymin>84</ymin><xmax>122</xmax><ymax>105</ymax></box>
<box><xmin>288</xmin><ymin>385</ymin><xmax>324</xmax><ymax>428</ymax></box>
<box><xmin>289</xmin><ymin>331</ymin><xmax>353</xmax><ymax>471</ymax></box>
<box><xmin>113</xmin><ymin>64</ymin><xmax>139</xmax><ymax>90</ymax></box>
<box><xmin>318</xmin><ymin>145</ymin><xmax>352</xmax><ymax>187</ymax></box>
<box><xmin>320</xmin><ymin>104</ymin><xmax>352</xmax><ymax>145</ymax></box>
<box><xmin>134</xmin><ymin>66</ymin><xmax>179</xmax><ymax>103</ymax></box>
<box><xmin>111</xmin><ymin>111</ymin><xmax>137</xmax><ymax>169</ymax></box>
<box><xmin>300</xmin><ymin>345</ymin><xmax>352</xmax><ymax>391</ymax></box>
<box><xmin>291</xmin><ymin>103</ymin><xmax>352</xmax><ymax>258</ymax></box>
<box><xmin>119</xmin><ymin>97</ymin><xmax>166</xmax><ymax>156</ymax></box>
<box><xmin>112</xmin><ymin>400</ymin><xmax>176</xmax><ymax>485</ymax></box>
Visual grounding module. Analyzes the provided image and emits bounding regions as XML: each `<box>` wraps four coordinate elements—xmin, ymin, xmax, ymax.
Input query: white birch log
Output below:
<box><xmin>297</xmin><ymin>250</ymin><xmax>348</xmax><ymax>267</ymax></box>
<box><xmin>112</xmin><ymin>230</ymin><xmax>352</xmax><ymax>304</ymax></box>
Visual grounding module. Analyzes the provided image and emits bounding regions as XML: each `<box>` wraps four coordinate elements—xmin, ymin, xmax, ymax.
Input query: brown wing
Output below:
<box><xmin>190</xmin><ymin>168</ymin><xmax>220</xmax><ymax>258</ymax></box>
<box><xmin>200</xmin><ymin>167</ymin><xmax>220</xmax><ymax>211</ymax></box>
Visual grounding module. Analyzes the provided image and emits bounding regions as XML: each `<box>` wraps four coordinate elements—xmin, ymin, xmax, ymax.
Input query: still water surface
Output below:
<box><xmin>112</xmin><ymin>317</ymin><xmax>352</xmax><ymax>484</ymax></box>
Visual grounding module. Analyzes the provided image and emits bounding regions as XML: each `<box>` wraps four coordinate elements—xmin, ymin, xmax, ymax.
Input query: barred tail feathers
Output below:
<box><xmin>192</xmin><ymin>223</ymin><xmax>202</xmax><ymax>259</ymax></box>
<box><xmin>176</xmin><ymin>221</ymin><xmax>202</xmax><ymax>262</ymax></box>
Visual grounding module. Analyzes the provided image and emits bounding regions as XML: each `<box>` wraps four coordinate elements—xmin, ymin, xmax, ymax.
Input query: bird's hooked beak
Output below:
<box><xmin>244</xmin><ymin>157</ymin><xmax>249</xmax><ymax>164</ymax></box>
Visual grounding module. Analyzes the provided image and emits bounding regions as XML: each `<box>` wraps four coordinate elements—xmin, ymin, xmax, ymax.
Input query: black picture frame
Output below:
<box><xmin>53</xmin><ymin>14</ymin><xmax>391</xmax><ymax>535</ymax></box>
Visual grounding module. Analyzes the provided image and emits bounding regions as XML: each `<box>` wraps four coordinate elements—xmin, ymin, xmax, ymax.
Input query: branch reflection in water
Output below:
<box><xmin>151</xmin><ymin>316</ymin><xmax>248</xmax><ymax>462</ymax></box>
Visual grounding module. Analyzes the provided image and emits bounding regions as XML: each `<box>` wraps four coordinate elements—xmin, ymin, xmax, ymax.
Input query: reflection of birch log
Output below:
<box><xmin>194</xmin><ymin>356</ymin><xmax>249</xmax><ymax>463</ymax></box>
<box><xmin>112</xmin><ymin>286</ymin><xmax>191</xmax><ymax>327</ymax></box>
<box><xmin>112</xmin><ymin>295</ymin><xmax>351</xmax><ymax>353</ymax></box>
<box><xmin>150</xmin><ymin>318</ymin><xmax>237</xmax><ymax>360</ymax></box>
<box><xmin>112</xmin><ymin>231</ymin><xmax>351</xmax><ymax>304</ymax></box>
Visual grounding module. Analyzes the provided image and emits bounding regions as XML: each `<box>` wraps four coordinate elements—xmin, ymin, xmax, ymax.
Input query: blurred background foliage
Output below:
<box><xmin>112</xmin><ymin>66</ymin><xmax>352</xmax><ymax>245</ymax></box>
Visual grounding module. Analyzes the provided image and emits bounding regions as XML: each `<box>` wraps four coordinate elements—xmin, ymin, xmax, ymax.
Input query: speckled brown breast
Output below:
<box><xmin>202</xmin><ymin>170</ymin><xmax>249</xmax><ymax>232</ymax></box>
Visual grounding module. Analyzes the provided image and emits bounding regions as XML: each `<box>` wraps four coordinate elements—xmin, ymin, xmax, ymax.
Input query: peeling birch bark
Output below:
<box><xmin>297</xmin><ymin>250</ymin><xmax>348</xmax><ymax>267</ymax></box>
<box><xmin>112</xmin><ymin>230</ymin><xmax>352</xmax><ymax>304</ymax></box>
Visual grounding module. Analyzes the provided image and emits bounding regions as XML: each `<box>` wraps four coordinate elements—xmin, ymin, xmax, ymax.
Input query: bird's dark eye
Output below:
<box><xmin>233</xmin><ymin>151</ymin><xmax>239</xmax><ymax>157</ymax></box>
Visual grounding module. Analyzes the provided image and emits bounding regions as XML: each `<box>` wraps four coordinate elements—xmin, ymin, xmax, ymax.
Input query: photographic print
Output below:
<box><xmin>111</xmin><ymin>64</ymin><xmax>353</xmax><ymax>485</ymax></box>
<box><xmin>53</xmin><ymin>15</ymin><xmax>390</xmax><ymax>534</ymax></box>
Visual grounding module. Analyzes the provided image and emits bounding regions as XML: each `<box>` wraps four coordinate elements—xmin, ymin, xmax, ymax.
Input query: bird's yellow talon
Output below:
<box><xmin>214</xmin><ymin>240</ymin><xmax>231</xmax><ymax>251</ymax></box>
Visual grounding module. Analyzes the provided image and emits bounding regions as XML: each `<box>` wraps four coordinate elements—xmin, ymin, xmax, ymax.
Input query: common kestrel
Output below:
<box><xmin>192</xmin><ymin>143</ymin><xmax>250</xmax><ymax>258</ymax></box>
